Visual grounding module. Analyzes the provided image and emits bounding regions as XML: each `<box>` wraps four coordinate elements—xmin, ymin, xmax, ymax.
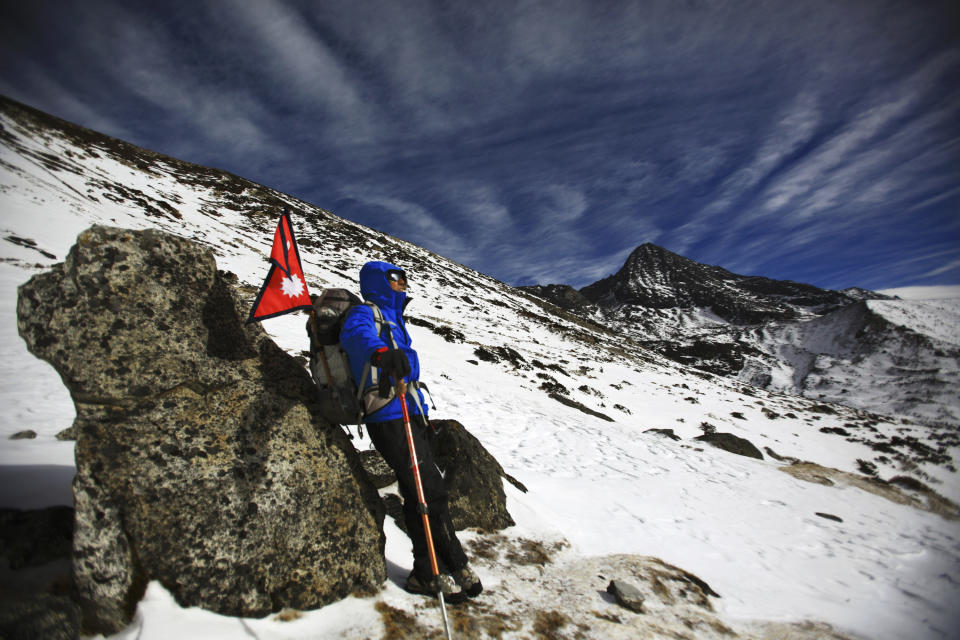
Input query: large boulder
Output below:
<box><xmin>17</xmin><ymin>225</ymin><xmax>386</xmax><ymax>634</ymax></box>
<box><xmin>431</xmin><ymin>419</ymin><xmax>518</xmax><ymax>531</ymax></box>
<box><xmin>358</xmin><ymin>419</ymin><xmax>521</xmax><ymax>532</ymax></box>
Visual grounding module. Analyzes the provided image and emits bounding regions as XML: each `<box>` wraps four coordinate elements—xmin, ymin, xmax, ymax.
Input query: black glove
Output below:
<box><xmin>373</xmin><ymin>349</ymin><xmax>411</xmax><ymax>397</ymax></box>
<box><xmin>373</xmin><ymin>348</ymin><xmax>411</xmax><ymax>378</ymax></box>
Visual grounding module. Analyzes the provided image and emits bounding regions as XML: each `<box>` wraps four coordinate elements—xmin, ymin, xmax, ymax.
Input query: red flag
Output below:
<box><xmin>247</xmin><ymin>209</ymin><xmax>313</xmax><ymax>323</ymax></box>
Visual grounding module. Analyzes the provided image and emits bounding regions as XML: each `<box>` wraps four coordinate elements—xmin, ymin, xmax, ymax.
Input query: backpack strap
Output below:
<box><xmin>353</xmin><ymin>302</ymin><xmax>395</xmax><ymax>435</ymax></box>
<box><xmin>359</xmin><ymin>302</ymin><xmax>394</xmax><ymax>388</ymax></box>
<box><xmin>357</xmin><ymin>302</ymin><xmax>433</xmax><ymax>426</ymax></box>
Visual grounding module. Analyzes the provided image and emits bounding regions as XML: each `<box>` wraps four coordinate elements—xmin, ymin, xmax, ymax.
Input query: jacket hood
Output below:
<box><xmin>359</xmin><ymin>260</ymin><xmax>406</xmax><ymax>311</ymax></box>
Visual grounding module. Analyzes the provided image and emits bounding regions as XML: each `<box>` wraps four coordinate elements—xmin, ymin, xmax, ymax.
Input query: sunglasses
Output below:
<box><xmin>386</xmin><ymin>269</ymin><xmax>408</xmax><ymax>284</ymax></box>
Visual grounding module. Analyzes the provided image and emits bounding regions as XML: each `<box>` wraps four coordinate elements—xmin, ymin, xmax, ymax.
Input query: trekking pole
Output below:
<box><xmin>396</xmin><ymin>379</ymin><xmax>453</xmax><ymax>640</ymax></box>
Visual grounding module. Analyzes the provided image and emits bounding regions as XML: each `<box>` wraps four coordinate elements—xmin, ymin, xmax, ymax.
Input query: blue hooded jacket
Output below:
<box><xmin>340</xmin><ymin>261</ymin><xmax>428</xmax><ymax>423</ymax></box>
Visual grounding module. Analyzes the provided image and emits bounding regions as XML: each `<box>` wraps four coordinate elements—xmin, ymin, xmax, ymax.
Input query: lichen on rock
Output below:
<box><xmin>17</xmin><ymin>225</ymin><xmax>386</xmax><ymax>634</ymax></box>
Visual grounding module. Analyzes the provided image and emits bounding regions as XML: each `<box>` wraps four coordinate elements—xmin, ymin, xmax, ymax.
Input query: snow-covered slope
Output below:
<box><xmin>878</xmin><ymin>285</ymin><xmax>960</xmax><ymax>301</ymax></box>
<box><xmin>738</xmin><ymin>300</ymin><xmax>960</xmax><ymax>426</ymax></box>
<box><xmin>2</xmin><ymin>96</ymin><xmax>959</xmax><ymax>640</ymax></box>
<box><xmin>528</xmin><ymin>246</ymin><xmax>959</xmax><ymax>428</ymax></box>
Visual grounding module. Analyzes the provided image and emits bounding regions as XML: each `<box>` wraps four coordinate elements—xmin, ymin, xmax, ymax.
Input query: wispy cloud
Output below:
<box><xmin>922</xmin><ymin>259</ymin><xmax>960</xmax><ymax>279</ymax></box>
<box><xmin>0</xmin><ymin>62</ymin><xmax>134</xmax><ymax>142</ymax></box>
<box><xmin>760</xmin><ymin>50</ymin><xmax>960</xmax><ymax>221</ymax></box>
<box><xmin>909</xmin><ymin>185</ymin><xmax>960</xmax><ymax>212</ymax></box>
<box><xmin>65</xmin><ymin>3</ymin><xmax>285</xmax><ymax>164</ymax></box>
<box><xmin>2</xmin><ymin>0</ymin><xmax>956</xmax><ymax>291</ymax></box>
<box><xmin>701</xmin><ymin>91</ymin><xmax>822</xmax><ymax>222</ymax></box>
<box><xmin>337</xmin><ymin>188</ymin><xmax>466</xmax><ymax>261</ymax></box>
<box><xmin>223</xmin><ymin>1</ymin><xmax>381</xmax><ymax>145</ymax></box>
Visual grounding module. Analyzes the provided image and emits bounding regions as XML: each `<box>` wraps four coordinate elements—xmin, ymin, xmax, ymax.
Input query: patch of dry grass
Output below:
<box><xmin>376</xmin><ymin>601</ymin><xmax>439</xmax><ymax>639</ymax></box>
<box><xmin>533</xmin><ymin>609</ymin><xmax>570</xmax><ymax>639</ymax></box>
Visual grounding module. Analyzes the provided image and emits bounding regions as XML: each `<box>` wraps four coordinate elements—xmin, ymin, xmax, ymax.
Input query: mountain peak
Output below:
<box><xmin>579</xmin><ymin>243</ymin><xmax>854</xmax><ymax>324</ymax></box>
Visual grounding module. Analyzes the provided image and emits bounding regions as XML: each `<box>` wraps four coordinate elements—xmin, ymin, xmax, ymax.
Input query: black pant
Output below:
<box><xmin>367</xmin><ymin>417</ymin><xmax>468</xmax><ymax>579</ymax></box>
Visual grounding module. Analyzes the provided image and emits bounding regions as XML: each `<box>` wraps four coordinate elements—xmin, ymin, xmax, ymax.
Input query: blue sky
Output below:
<box><xmin>1</xmin><ymin>0</ymin><xmax>958</xmax><ymax>290</ymax></box>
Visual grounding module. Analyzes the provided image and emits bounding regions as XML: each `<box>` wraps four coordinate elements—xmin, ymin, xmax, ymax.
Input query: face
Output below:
<box><xmin>386</xmin><ymin>269</ymin><xmax>407</xmax><ymax>292</ymax></box>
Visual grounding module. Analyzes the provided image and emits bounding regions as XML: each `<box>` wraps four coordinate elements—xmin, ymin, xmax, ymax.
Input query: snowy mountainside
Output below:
<box><xmin>2</xmin><ymin>96</ymin><xmax>960</xmax><ymax>640</ymax></box>
<box><xmin>524</xmin><ymin>244</ymin><xmax>959</xmax><ymax>428</ymax></box>
<box><xmin>869</xmin><ymin>297</ymin><xmax>960</xmax><ymax>346</ymax></box>
<box><xmin>739</xmin><ymin>300</ymin><xmax>960</xmax><ymax>426</ymax></box>
<box><xmin>577</xmin><ymin>243</ymin><xmax>878</xmax><ymax>323</ymax></box>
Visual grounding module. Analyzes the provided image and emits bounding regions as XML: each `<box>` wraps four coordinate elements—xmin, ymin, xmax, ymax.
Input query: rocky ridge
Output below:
<box><xmin>579</xmin><ymin>243</ymin><xmax>875</xmax><ymax>323</ymax></box>
<box><xmin>521</xmin><ymin>243</ymin><xmax>959</xmax><ymax>427</ymax></box>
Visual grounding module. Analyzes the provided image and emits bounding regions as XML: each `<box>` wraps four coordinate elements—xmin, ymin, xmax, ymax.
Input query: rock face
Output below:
<box><xmin>516</xmin><ymin>284</ymin><xmax>592</xmax><ymax>314</ymax></box>
<box><xmin>430</xmin><ymin>419</ymin><xmax>517</xmax><ymax>531</ymax></box>
<box><xmin>359</xmin><ymin>419</ymin><xmax>518</xmax><ymax>532</ymax></box>
<box><xmin>694</xmin><ymin>432</ymin><xmax>764</xmax><ymax>460</ymax></box>
<box><xmin>17</xmin><ymin>226</ymin><xmax>386</xmax><ymax>634</ymax></box>
<box><xmin>579</xmin><ymin>243</ymin><xmax>864</xmax><ymax>324</ymax></box>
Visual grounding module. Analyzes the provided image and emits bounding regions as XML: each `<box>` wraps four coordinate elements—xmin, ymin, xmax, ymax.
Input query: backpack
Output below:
<box><xmin>306</xmin><ymin>288</ymin><xmax>366</xmax><ymax>432</ymax></box>
<box><xmin>306</xmin><ymin>288</ymin><xmax>433</xmax><ymax>437</ymax></box>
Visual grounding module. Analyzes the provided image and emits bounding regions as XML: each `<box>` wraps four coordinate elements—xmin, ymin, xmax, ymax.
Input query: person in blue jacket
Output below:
<box><xmin>340</xmin><ymin>261</ymin><xmax>482</xmax><ymax>603</ymax></box>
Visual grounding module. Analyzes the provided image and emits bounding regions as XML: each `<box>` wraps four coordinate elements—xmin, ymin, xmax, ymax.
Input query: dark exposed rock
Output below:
<box><xmin>580</xmin><ymin>243</ymin><xmax>865</xmax><ymax>324</ymax></box>
<box><xmin>382</xmin><ymin>493</ymin><xmax>406</xmax><ymax>532</ymax></box>
<box><xmin>548</xmin><ymin>393</ymin><xmax>615</xmax><ymax>422</ymax></box>
<box><xmin>645</xmin><ymin>428</ymin><xmax>681</xmax><ymax>441</ymax></box>
<box><xmin>17</xmin><ymin>226</ymin><xmax>386</xmax><ymax>634</ymax></box>
<box><xmin>358</xmin><ymin>419</ymin><xmax>522</xmax><ymax>531</ymax></box>
<box><xmin>648</xmin><ymin>339</ymin><xmax>755</xmax><ymax>377</ymax></box>
<box><xmin>359</xmin><ymin>448</ymin><xmax>398</xmax><ymax>489</ymax></box>
<box><xmin>815</xmin><ymin>512</ymin><xmax>843</xmax><ymax>522</ymax></box>
<box><xmin>474</xmin><ymin>345</ymin><xmax>527</xmax><ymax>368</ymax></box>
<box><xmin>406</xmin><ymin>316</ymin><xmax>465</xmax><ymax>343</ymax></box>
<box><xmin>517</xmin><ymin>284</ymin><xmax>592</xmax><ymax>314</ymax></box>
<box><xmin>693</xmin><ymin>432</ymin><xmax>764</xmax><ymax>460</ymax></box>
<box><xmin>764</xmin><ymin>447</ymin><xmax>798</xmax><ymax>463</ymax></box>
<box><xmin>0</xmin><ymin>506</ymin><xmax>73</xmax><ymax>569</ymax></box>
<box><xmin>9</xmin><ymin>430</ymin><xmax>37</xmax><ymax>440</ymax></box>
<box><xmin>0</xmin><ymin>593</ymin><xmax>80</xmax><ymax>640</ymax></box>
<box><xmin>55</xmin><ymin>426</ymin><xmax>77</xmax><ymax>441</ymax></box>
<box><xmin>430</xmin><ymin>419</ymin><xmax>516</xmax><ymax>531</ymax></box>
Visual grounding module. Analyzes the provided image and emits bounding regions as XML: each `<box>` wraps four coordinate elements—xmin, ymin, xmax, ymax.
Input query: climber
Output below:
<box><xmin>340</xmin><ymin>261</ymin><xmax>482</xmax><ymax>604</ymax></box>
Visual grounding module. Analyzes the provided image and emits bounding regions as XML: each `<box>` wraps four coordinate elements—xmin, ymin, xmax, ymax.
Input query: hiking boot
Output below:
<box><xmin>404</xmin><ymin>571</ymin><xmax>467</xmax><ymax>604</ymax></box>
<box><xmin>452</xmin><ymin>564</ymin><xmax>483</xmax><ymax>598</ymax></box>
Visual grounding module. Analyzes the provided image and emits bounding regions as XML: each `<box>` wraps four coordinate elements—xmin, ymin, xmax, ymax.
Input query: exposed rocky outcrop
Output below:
<box><xmin>781</xmin><ymin>461</ymin><xmax>960</xmax><ymax>520</ymax></box>
<box><xmin>518</xmin><ymin>243</ymin><xmax>960</xmax><ymax>429</ymax></box>
<box><xmin>430</xmin><ymin>419</ymin><xmax>518</xmax><ymax>530</ymax></box>
<box><xmin>606</xmin><ymin>579</ymin><xmax>645</xmax><ymax>613</ymax></box>
<box><xmin>517</xmin><ymin>284</ymin><xmax>592</xmax><ymax>314</ymax></box>
<box><xmin>694</xmin><ymin>432</ymin><xmax>765</xmax><ymax>460</ymax></box>
<box><xmin>359</xmin><ymin>448</ymin><xmax>398</xmax><ymax>489</ymax></box>
<box><xmin>579</xmin><ymin>243</ymin><xmax>868</xmax><ymax>324</ymax></box>
<box><xmin>0</xmin><ymin>506</ymin><xmax>78</xmax><ymax>640</ymax></box>
<box><xmin>359</xmin><ymin>419</ymin><xmax>520</xmax><ymax>532</ymax></box>
<box><xmin>17</xmin><ymin>226</ymin><xmax>386</xmax><ymax>634</ymax></box>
